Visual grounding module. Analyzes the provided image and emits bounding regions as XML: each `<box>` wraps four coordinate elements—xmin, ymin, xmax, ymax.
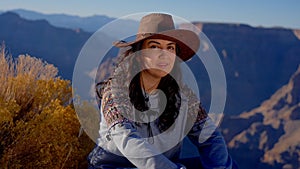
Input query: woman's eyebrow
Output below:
<box><xmin>147</xmin><ymin>41</ymin><xmax>160</xmax><ymax>45</ymax></box>
<box><xmin>147</xmin><ymin>41</ymin><xmax>176</xmax><ymax>46</ymax></box>
<box><xmin>167</xmin><ymin>42</ymin><xmax>176</xmax><ymax>46</ymax></box>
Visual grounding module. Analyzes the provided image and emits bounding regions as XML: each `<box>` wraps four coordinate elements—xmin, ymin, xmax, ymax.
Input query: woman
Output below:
<box><xmin>88</xmin><ymin>13</ymin><xmax>235</xmax><ymax>169</ymax></box>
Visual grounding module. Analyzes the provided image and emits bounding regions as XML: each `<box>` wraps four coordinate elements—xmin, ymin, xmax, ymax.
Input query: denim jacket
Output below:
<box><xmin>88</xmin><ymin>86</ymin><xmax>234</xmax><ymax>169</ymax></box>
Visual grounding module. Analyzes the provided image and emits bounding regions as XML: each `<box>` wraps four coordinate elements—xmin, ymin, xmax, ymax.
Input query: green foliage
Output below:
<box><xmin>0</xmin><ymin>46</ymin><xmax>94</xmax><ymax>168</ymax></box>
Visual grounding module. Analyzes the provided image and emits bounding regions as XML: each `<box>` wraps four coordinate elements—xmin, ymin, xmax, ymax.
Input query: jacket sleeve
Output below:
<box><xmin>101</xmin><ymin>82</ymin><xmax>178</xmax><ymax>169</ymax></box>
<box><xmin>109</xmin><ymin>122</ymin><xmax>178</xmax><ymax>169</ymax></box>
<box><xmin>188</xmin><ymin>117</ymin><xmax>233</xmax><ymax>169</ymax></box>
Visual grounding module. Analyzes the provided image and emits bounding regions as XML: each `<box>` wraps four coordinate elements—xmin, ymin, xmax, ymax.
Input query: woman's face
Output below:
<box><xmin>137</xmin><ymin>38</ymin><xmax>177</xmax><ymax>78</ymax></box>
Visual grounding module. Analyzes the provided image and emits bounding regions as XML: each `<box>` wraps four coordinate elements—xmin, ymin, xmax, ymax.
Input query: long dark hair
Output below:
<box><xmin>95</xmin><ymin>40</ymin><xmax>182</xmax><ymax>132</ymax></box>
<box><xmin>128</xmin><ymin>40</ymin><xmax>182</xmax><ymax>132</ymax></box>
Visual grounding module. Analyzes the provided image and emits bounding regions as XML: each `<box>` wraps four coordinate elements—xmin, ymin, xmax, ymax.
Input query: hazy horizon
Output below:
<box><xmin>0</xmin><ymin>0</ymin><xmax>299</xmax><ymax>29</ymax></box>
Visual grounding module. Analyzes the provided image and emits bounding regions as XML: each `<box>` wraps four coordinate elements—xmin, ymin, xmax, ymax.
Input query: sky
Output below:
<box><xmin>0</xmin><ymin>0</ymin><xmax>300</xmax><ymax>29</ymax></box>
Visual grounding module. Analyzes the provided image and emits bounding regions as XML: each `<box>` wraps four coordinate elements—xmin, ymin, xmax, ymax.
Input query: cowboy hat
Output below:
<box><xmin>113</xmin><ymin>13</ymin><xmax>200</xmax><ymax>61</ymax></box>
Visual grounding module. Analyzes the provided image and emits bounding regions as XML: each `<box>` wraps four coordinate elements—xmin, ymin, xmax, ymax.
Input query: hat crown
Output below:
<box><xmin>138</xmin><ymin>13</ymin><xmax>175</xmax><ymax>34</ymax></box>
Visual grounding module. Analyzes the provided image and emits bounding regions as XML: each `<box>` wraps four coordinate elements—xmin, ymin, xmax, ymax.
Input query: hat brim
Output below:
<box><xmin>113</xmin><ymin>29</ymin><xmax>200</xmax><ymax>61</ymax></box>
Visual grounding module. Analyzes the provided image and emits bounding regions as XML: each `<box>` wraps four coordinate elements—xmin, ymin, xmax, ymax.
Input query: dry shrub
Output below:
<box><xmin>0</xmin><ymin>46</ymin><xmax>94</xmax><ymax>168</ymax></box>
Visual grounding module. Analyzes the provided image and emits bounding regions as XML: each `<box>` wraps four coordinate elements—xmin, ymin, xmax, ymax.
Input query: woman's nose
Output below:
<box><xmin>159</xmin><ymin>49</ymin><xmax>173</xmax><ymax>58</ymax></box>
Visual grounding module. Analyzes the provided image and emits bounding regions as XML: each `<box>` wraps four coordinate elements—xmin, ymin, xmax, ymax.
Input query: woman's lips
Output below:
<box><xmin>157</xmin><ymin>63</ymin><xmax>169</xmax><ymax>69</ymax></box>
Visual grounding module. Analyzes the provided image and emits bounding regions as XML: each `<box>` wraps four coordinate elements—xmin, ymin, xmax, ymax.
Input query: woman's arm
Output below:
<box><xmin>188</xmin><ymin>117</ymin><xmax>233</xmax><ymax>169</ymax></box>
<box><xmin>109</xmin><ymin>122</ymin><xmax>179</xmax><ymax>169</ymax></box>
<box><xmin>182</xmin><ymin>85</ymin><xmax>234</xmax><ymax>169</ymax></box>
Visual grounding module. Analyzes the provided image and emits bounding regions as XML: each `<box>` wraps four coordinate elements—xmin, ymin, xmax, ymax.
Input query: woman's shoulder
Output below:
<box><xmin>180</xmin><ymin>84</ymin><xmax>208</xmax><ymax>122</ymax></box>
<box><xmin>180</xmin><ymin>84</ymin><xmax>199</xmax><ymax>103</ymax></box>
<box><xmin>97</xmin><ymin>77</ymin><xmax>128</xmax><ymax>99</ymax></box>
<box><xmin>98</xmin><ymin>77</ymin><xmax>133</xmax><ymax>126</ymax></box>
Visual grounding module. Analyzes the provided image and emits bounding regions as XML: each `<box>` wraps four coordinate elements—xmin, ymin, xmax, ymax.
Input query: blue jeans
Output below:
<box><xmin>87</xmin><ymin>146</ymin><xmax>205</xmax><ymax>169</ymax></box>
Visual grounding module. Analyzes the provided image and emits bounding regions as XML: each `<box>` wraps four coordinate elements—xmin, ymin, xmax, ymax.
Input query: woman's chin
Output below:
<box><xmin>150</xmin><ymin>69</ymin><xmax>170</xmax><ymax>78</ymax></box>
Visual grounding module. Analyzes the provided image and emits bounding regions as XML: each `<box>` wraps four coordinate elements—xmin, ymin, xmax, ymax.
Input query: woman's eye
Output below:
<box><xmin>150</xmin><ymin>45</ymin><xmax>159</xmax><ymax>49</ymax></box>
<box><xmin>168</xmin><ymin>46</ymin><xmax>175</xmax><ymax>51</ymax></box>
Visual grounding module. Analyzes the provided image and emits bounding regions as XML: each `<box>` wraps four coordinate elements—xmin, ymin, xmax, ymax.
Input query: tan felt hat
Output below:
<box><xmin>113</xmin><ymin>13</ymin><xmax>200</xmax><ymax>61</ymax></box>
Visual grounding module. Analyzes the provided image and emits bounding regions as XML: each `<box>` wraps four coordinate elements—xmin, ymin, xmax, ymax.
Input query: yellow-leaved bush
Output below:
<box><xmin>0</xmin><ymin>46</ymin><xmax>94</xmax><ymax>168</ymax></box>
